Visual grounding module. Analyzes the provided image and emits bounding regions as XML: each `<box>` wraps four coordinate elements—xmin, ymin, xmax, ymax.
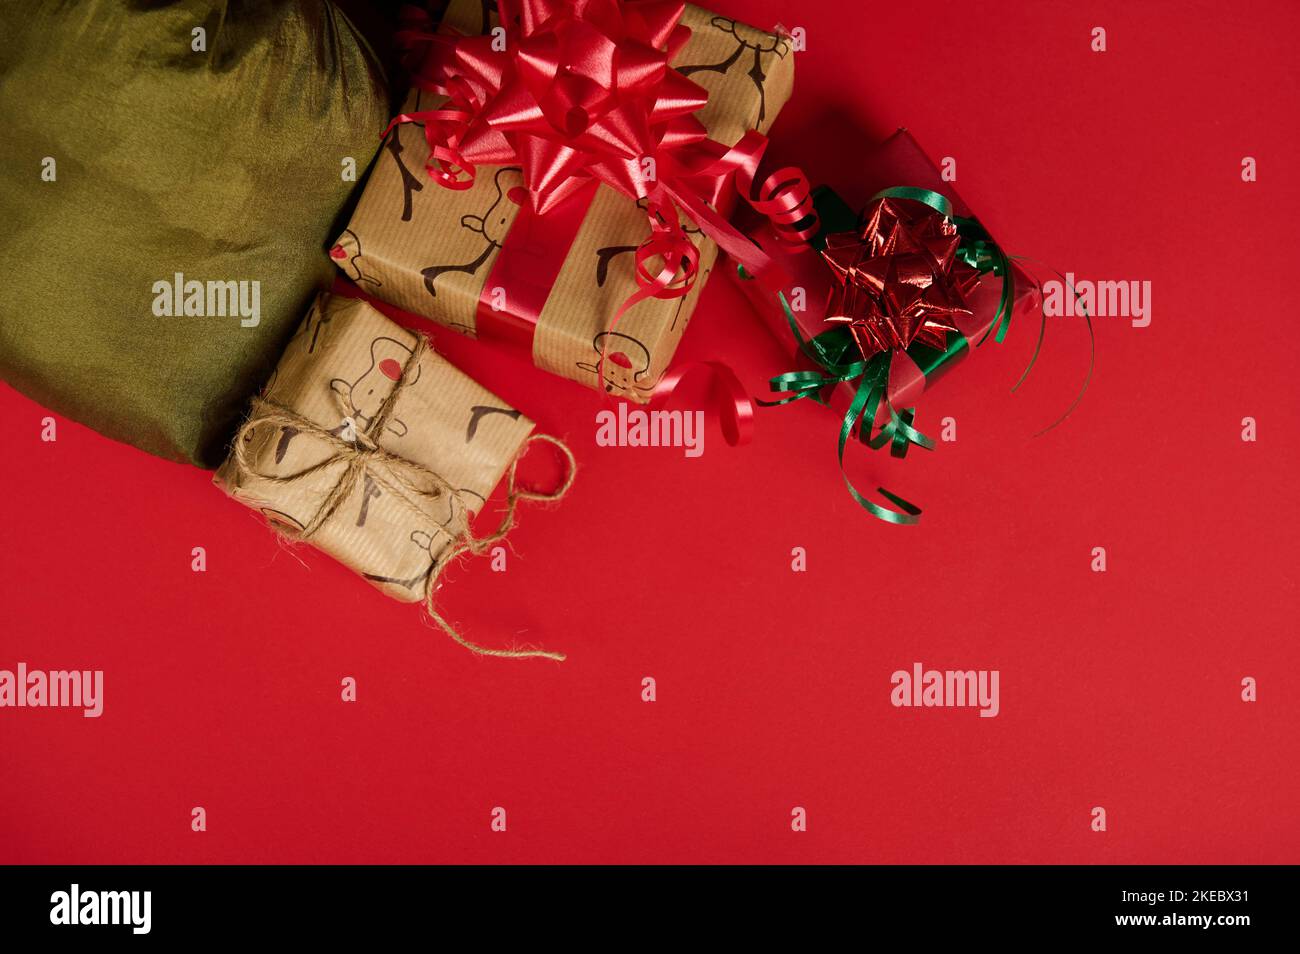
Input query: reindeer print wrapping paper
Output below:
<box><xmin>215</xmin><ymin>293</ymin><xmax>534</xmax><ymax>603</ymax></box>
<box><xmin>330</xmin><ymin>0</ymin><xmax>794</xmax><ymax>402</ymax></box>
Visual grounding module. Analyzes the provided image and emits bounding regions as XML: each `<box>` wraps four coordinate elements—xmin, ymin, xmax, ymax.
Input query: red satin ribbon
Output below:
<box><xmin>651</xmin><ymin>360</ymin><xmax>754</xmax><ymax>446</ymax></box>
<box><xmin>474</xmin><ymin>178</ymin><xmax>600</xmax><ymax>350</ymax></box>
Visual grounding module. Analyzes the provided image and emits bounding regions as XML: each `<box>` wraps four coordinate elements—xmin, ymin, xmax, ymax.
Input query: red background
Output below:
<box><xmin>3</xmin><ymin>0</ymin><xmax>1298</xmax><ymax>864</ymax></box>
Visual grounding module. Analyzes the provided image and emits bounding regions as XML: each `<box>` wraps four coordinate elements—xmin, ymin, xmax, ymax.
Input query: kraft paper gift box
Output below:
<box><xmin>329</xmin><ymin>0</ymin><xmax>796</xmax><ymax>402</ymax></box>
<box><xmin>731</xmin><ymin>129</ymin><xmax>1042</xmax><ymax>422</ymax></box>
<box><xmin>215</xmin><ymin>292</ymin><xmax>539</xmax><ymax>604</ymax></box>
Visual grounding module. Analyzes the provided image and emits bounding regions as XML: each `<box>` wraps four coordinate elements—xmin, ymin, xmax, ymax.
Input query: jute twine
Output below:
<box><xmin>231</xmin><ymin>336</ymin><xmax>575</xmax><ymax>661</ymax></box>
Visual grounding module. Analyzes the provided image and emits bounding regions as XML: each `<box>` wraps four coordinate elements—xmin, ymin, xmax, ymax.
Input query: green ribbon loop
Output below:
<box><xmin>834</xmin><ymin>357</ymin><xmax>923</xmax><ymax>526</ymax></box>
<box><xmin>748</xmin><ymin>286</ymin><xmax>928</xmax><ymax>522</ymax></box>
<box><xmin>871</xmin><ymin>186</ymin><xmax>953</xmax><ymax>219</ymax></box>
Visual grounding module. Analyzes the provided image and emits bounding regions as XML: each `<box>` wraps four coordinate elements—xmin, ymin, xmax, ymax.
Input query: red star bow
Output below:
<box><xmin>822</xmin><ymin>197</ymin><xmax>980</xmax><ymax>360</ymax></box>
<box><xmin>400</xmin><ymin>0</ymin><xmax>722</xmax><ymax>213</ymax></box>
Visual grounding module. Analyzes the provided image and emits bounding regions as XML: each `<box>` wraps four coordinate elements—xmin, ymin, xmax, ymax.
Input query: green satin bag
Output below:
<box><xmin>0</xmin><ymin>0</ymin><xmax>389</xmax><ymax>467</ymax></box>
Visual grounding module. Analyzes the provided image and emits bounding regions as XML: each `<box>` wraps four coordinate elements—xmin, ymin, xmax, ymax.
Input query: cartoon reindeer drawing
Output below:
<box><xmin>385</xmin><ymin>124</ymin><xmax>425</xmax><ymax>223</ymax></box>
<box><xmin>363</xmin><ymin>526</ymin><xmax>458</xmax><ymax>593</ymax></box>
<box><xmin>421</xmin><ymin>166</ymin><xmax>526</xmax><ymax>300</ymax></box>
<box><xmin>329</xmin><ymin>228</ymin><xmax>383</xmax><ymax>290</ymax></box>
<box><xmin>466</xmin><ymin>405</ymin><xmax>522</xmax><ymax>441</ymax></box>
<box><xmin>594</xmin><ymin>202</ymin><xmax>706</xmax><ymax>332</ymax></box>
<box><xmin>329</xmin><ymin>335</ymin><xmax>423</xmax><ymax>439</ymax></box>
<box><xmin>287</xmin><ymin>297</ymin><xmax>339</xmax><ymax>357</ymax></box>
<box><xmin>576</xmin><ymin>331</ymin><xmax>657</xmax><ymax>398</ymax></box>
<box><xmin>677</xmin><ymin>17</ymin><xmax>791</xmax><ymax>127</ymax></box>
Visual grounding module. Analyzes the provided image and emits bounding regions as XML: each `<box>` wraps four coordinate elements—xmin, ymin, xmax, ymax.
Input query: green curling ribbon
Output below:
<box><xmin>869</xmin><ymin>185</ymin><xmax>953</xmax><ymax>218</ymax></box>
<box><xmin>836</xmin><ymin>354</ymin><xmax>923</xmax><ymax>525</ymax></box>
<box><xmin>753</xmin><ymin>283</ymin><xmax>927</xmax><ymax>524</ymax></box>
<box><xmin>1006</xmin><ymin>256</ymin><xmax>1095</xmax><ymax>435</ymax></box>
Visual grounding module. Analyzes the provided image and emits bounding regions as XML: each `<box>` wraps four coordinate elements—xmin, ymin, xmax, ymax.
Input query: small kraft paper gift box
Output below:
<box><xmin>329</xmin><ymin>0</ymin><xmax>800</xmax><ymax>402</ymax></box>
<box><xmin>216</xmin><ymin>291</ymin><xmax>573</xmax><ymax>659</ymax></box>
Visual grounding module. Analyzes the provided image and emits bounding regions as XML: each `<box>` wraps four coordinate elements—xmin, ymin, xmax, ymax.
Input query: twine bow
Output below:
<box><xmin>231</xmin><ymin>335</ymin><xmax>576</xmax><ymax>661</ymax></box>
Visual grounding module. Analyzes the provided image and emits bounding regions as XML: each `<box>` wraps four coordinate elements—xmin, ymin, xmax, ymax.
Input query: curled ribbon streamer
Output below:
<box><xmin>837</xmin><ymin>356</ymin><xmax>924</xmax><ymax>526</ymax></box>
<box><xmin>650</xmin><ymin>359</ymin><xmax>754</xmax><ymax>446</ymax></box>
<box><xmin>383</xmin><ymin>107</ymin><xmax>478</xmax><ymax>189</ymax></box>
<box><xmin>593</xmin><ymin>135</ymin><xmax>816</xmax><ymax>399</ymax></box>
<box><xmin>594</xmin><ymin>200</ymin><xmax>700</xmax><ymax>390</ymax></box>
<box><xmin>231</xmin><ymin>335</ymin><xmax>576</xmax><ymax>660</ymax></box>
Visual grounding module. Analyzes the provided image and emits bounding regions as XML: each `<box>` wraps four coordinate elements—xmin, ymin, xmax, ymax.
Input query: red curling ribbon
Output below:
<box><xmin>383</xmin><ymin>107</ymin><xmax>477</xmax><ymax>189</ymax></box>
<box><xmin>595</xmin><ymin>200</ymin><xmax>700</xmax><ymax>386</ymax></box>
<box><xmin>650</xmin><ymin>360</ymin><xmax>754</xmax><ymax>447</ymax></box>
<box><xmin>593</xmin><ymin>133</ymin><xmax>814</xmax><ymax>384</ymax></box>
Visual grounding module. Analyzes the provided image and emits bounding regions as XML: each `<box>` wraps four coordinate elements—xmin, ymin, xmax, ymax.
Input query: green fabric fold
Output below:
<box><xmin>0</xmin><ymin>0</ymin><xmax>389</xmax><ymax>467</ymax></box>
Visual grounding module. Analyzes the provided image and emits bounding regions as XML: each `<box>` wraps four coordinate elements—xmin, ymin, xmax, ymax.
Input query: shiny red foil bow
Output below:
<box><xmin>415</xmin><ymin>0</ymin><xmax>707</xmax><ymax>213</ymax></box>
<box><xmin>822</xmin><ymin>197</ymin><xmax>980</xmax><ymax>361</ymax></box>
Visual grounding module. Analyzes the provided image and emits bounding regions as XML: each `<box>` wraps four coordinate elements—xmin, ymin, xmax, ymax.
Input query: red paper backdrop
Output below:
<box><xmin>2</xmin><ymin>0</ymin><xmax>1297</xmax><ymax>864</ymax></box>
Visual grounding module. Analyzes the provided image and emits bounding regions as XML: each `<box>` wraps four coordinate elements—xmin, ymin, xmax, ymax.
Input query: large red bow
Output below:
<box><xmin>822</xmin><ymin>197</ymin><xmax>980</xmax><ymax>361</ymax></box>
<box><xmin>420</xmin><ymin>0</ymin><xmax>709</xmax><ymax>213</ymax></box>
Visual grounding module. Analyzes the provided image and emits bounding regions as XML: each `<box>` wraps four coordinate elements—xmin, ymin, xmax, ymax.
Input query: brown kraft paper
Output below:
<box><xmin>215</xmin><ymin>292</ymin><xmax>536</xmax><ymax>604</ymax></box>
<box><xmin>330</xmin><ymin>0</ymin><xmax>795</xmax><ymax>402</ymax></box>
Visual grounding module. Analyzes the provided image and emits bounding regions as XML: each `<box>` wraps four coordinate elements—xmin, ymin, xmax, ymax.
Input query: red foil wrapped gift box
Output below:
<box><xmin>730</xmin><ymin>129</ymin><xmax>1041</xmax><ymax>424</ymax></box>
